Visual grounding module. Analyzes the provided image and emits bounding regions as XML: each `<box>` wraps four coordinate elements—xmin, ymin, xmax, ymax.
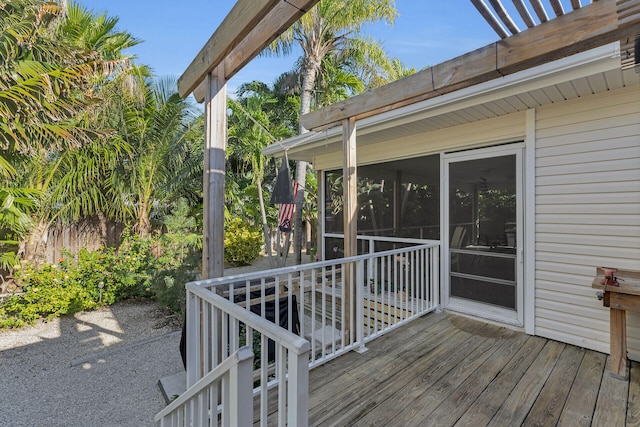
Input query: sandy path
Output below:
<box><xmin>0</xmin><ymin>300</ymin><xmax>183</xmax><ymax>427</ymax></box>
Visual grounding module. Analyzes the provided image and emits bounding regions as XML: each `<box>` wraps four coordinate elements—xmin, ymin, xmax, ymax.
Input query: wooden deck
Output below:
<box><xmin>303</xmin><ymin>311</ymin><xmax>640</xmax><ymax>426</ymax></box>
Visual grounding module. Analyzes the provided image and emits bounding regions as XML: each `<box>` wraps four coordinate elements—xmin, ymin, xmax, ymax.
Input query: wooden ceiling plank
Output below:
<box><xmin>178</xmin><ymin>0</ymin><xmax>319</xmax><ymax>98</ymax></box>
<box><xmin>570</xmin><ymin>0</ymin><xmax>582</xmax><ymax>11</ymax></box>
<box><xmin>471</xmin><ymin>0</ymin><xmax>510</xmax><ymax>38</ymax></box>
<box><xmin>301</xmin><ymin>0</ymin><xmax>636</xmax><ymax>131</ymax></box>
<box><xmin>512</xmin><ymin>0</ymin><xmax>537</xmax><ymax>28</ymax></box>
<box><xmin>488</xmin><ymin>0</ymin><xmax>522</xmax><ymax>34</ymax></box>
<box><xmin>178</xmin><ymin>0</ymin><xmax>280</xmax><ymax>98</ymax></box>
<box><xmin>549</xmin><ymin>0</ymin><xmax>566</xmax><ymax>16</ymax></box>
<box><xmin>529</xmin><ymin>0</ymin><xmax>550</xmax><ymax>22</ymax></box>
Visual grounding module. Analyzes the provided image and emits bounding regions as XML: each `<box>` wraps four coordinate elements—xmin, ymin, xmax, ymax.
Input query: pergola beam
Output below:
<box><xmin>513</xmin><ymin>0</ymin><xmax>537</xmax><ymax>29</ymax></box>
<box><xmin>549</xmin><ymin>0</ymin><xmax>566</xmax><ymax>17</ymax></box>
<box><xmin>530</xmin><ymin>0</ymin><xmax>550</xmax><ymax>23</ymax></box>
<box><xmin>471</xmin><ymin>0</ymin><xmax>510</xmax><ymax>38</ymax></box>
<box><xmin>301</xmin><ymin>0</ymin><xmax>637</xmax><ymax>131</ymax></box>
<box><xmin>178</xmin><ymin>0</ymin><xmax>319</xmax><ymax>99</ymax></box>
<box><xmin>488</xmin><ymin>0</ymin><xmax>521</xmax><ymax>35</ymax></box>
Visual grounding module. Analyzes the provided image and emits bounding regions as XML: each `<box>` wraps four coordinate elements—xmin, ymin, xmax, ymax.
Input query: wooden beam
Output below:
<box><xmin>342</xmin><ymin>117</ymin><xmax>357</xmax><ymax>345</ymax></box>
<box><xmin>342</xmin><ymin>118</ymin><xmax>357</xmax><ymax>257</ymax></box>
<box><xmin>223</xmin><ymin>0</ymin><xmax>319</xmax><ymax>83</ymax></box>
<box><xmin>549</xmin><ymin>0</ymin><xmax>566</xmax><ymax>17</ymax></box>
<box><xmin>431</xmin><ymin>44</ymin><xmax>500</xmax><ymax>93</ymax></box>
<box><xmin>570</xmin><ymin>0</ymin><xmax>582</xmax><ymax>11</ymax></box>
<box><xmin>488</xmin><ymin>0</ymin><xmax>521</xmax><ymax>34</ymax></box>
<box><xmin>471</xmin><ymin>0</ymin><xmax>510</xmax><ymax>38</ymax></box>
<box><xmin>301</xmin><ymin>0</ymin><xmax>635</xmax><ymax>130</ymax></box>
<box><xmin>610</xmin><ymin>308</ymin><xmax>628</xmax><ymax>379</ymax></box>
<box><xmin>300</xmin><ymin>66</ymin><xmax>435</xmax><ymax>132</ymax></box>
<box><xmin>513</xmin><ymin>0</ymin><xmax>537</xmax><ymax>28</ymax></box>
<box><xmin>202</xmin><ymin>66</ymin><xmax>227</xmax><ymax>279</ymax></box>
<box><xmin>529</xmin><ymin>0</ymin><xmax>550</xmax><ymax>23</ymax></box>
<box><xmin>178</xmin><ymin>0</ymin><xmax>279</xmax><ymax>98</ymax></box>
<box><xmin>179</xmin><ymin>0</ymin><xmax>319</xmax><ymax>99</ymax></box>
<box><xmin>496</xmin><ymin>0</ymin><xmax>618</xmax><ymax>74</ymax></box>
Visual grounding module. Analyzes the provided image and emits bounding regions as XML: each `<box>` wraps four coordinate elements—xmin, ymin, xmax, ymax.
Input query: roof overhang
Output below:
<box><xmin>263</xmin><ymin>42</ymin><xmax>639</xmax><ymax>162</ymax></box>
<box><xmin>298</xmin><ymin>0</ymin><xmax>638</xmax><ymax>131</ymax></box>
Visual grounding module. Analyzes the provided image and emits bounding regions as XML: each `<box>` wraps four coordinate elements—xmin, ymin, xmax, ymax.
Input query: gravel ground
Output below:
<box><xmin>0</xmin><ymin>300</ymin><xmax>183</xmax><ymax>427</ymax></box>
<box><xmin>0</xmin><ymin>254</ymin><xmax>307</xmax><ymax>427</ymax></box>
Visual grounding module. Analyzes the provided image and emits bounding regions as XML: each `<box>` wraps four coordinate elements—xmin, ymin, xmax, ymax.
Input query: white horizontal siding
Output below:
<box><xmin>313</xmin><ymin>111</ymin><xmax>526</xmax><ymax>170</ymax></box>
<box><xmin>535</xmin><ymin>84</ymin><xmax>640</xmax><ymax>360</ymax></box>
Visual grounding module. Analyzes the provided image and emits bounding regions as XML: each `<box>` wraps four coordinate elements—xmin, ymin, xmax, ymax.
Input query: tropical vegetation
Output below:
<box><xmin>0</xmin><ymin>0</ymin><xmax>412</xmax><ymax>327</ymax></box>
<box><xmin>268</xmin><ymin>0</ymin><xmax>414</xmax><ymax>262</ymax></box>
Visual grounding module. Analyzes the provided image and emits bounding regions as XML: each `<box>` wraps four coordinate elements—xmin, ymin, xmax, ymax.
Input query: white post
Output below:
<box><xmin>229</xmin><ymin>347</ymin><xmax>254</xmax><ymax>427</ymax></box>
<box><xmin>288</xmin><ymin>348</ymin><xmax>310</xmax><ymax>427</ymax></box>
<box><xmin>433</xmin><ymin>246</ymin><xmax>441</xmax><ymax>312</ymax></box>
<box><xmin>356</xmin><ymin>259</ymin><xmax>368</xmax><ymax>353</ymax></box>
<box><xmin>186</xmin><ymin>290</ymin><xmax>199</xmax><ymax>387</ymax></box>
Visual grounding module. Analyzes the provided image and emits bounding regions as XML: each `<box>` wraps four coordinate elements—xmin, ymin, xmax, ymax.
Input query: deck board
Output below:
<box><xmin>557</xmin><ymin>350</ymin><xmax>606</xmax><ymax>427</ymax></box>
<box><xmin>309</xmin><ymin>317</ymin><xmax>482</xmax><ymax>425</ymax></box>
<box><xmin>522</xmin><ymin>344</ymin><xmax>584</xmax><ymax>426</ymax></box>
<box><xmin>486</xmin><ymin>340</ymin><xmax>566</xmax><ymax>426</ymax></box>
<box><xmin>332</xmin><ymin>321</ymin><xmax>501</xmax><ymax>425</ymax></box>
<box><xmin>257</xmin><ymin>312</ymin><xmax>640</xmax><ymax>426</ymax></box>
<box><xmin>593</xmin><ymin>359</ymin><xmax>630</xmax><ymax>426</ymax></box>
<box><xmin>383</xmin><ymin>325</ymin><xmax>517</xmax><ymax>426</ymax></box>
<box><xmin>423</xmin><ymin>332</ymin><xmax>532</xmax><ymax>426</ymax></box>
<box><xmin>453</xmin><ymin>335</ymin><xmax>548</xmax><ymax>426</ymax></box>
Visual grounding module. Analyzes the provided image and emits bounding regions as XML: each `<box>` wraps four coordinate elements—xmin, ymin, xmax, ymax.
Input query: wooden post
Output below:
<box><xmin>199</xmin><ymin>65</ymin><xmax>226</xmax><ymax>384</ymax></box>
<box><xmin>317</xmin><ymin>169</ymin><xmax>324</xmax><ymax>261</ymax></box>
<box><xmin>609</xmin><ymin>308</ymin><xmax>628</xmax><ymax>379</ymax></box>
<box><xmin>342</xmin><ymin>117</ymin><xmax>357</xmax><ymax>344</ymax></box>
<box><xmin>203</xmin><ymin>66</ymin><xmax>227</xmax><ymax>280</ymax></box>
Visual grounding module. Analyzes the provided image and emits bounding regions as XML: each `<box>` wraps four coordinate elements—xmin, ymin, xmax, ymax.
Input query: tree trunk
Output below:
<box><xmin>135</xmin><ymin>201</ymin><xmax>151</xmax><ymax>236</ymax></box>
<box><xmin>96</xmin><ymin>210</ymin><xmax>108</xmax><ymax>247</ymax></box>
<box><xmin>19</xmin><ymin>219</ymin><xmax>49</xmax><ymax>266</ymax></box>
<box><xmin>257</xmin><ymin>179</ymin><xmax>275</xmax><ymax>268</ymax></box>
<box><xmin>293</xmin><ymin>61</ymin><xmax>319</xmax><ymax>264</ymax></box>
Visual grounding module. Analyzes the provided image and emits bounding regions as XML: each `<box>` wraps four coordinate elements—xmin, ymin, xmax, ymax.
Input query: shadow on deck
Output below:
<box><xmin>303</xmin><ymin>312</ymin><xmax>640</xmax><ymax>426</ymax></box>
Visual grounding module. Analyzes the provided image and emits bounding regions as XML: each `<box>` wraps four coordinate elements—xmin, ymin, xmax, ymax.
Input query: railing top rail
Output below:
<box><xmin>325</xmin><ymin>233</ymin><xmax>440</xmax><ymax>245</ymax></box>
<box><xmin>187</xmin><ymin>283</ymin><xmax>310</xmax><ymax>356</ymax></box>
<box><xmin>154</xmin><ymin>347</ymin><xmax>253</xmax><ymax>422</ymax></box>
<box><xmin>189</xmin><ymin>242</ymin><xmax>439</xmax><ymax>289</ymax></box>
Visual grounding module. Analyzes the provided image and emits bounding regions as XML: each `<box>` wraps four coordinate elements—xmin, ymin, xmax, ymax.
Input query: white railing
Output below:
<box><xmin>158</xmin><ymin>240</ymin><xmax>439</xmax><ymax>425</ymax></box>
<box><xmin>158</xmin><ymin>284</ymin><xmax>310</xmax><ymax>426</ymax></box>
<box><xmin>196</xmin><ymin>241</ymin><xmax>439</xmax><ymax>367</ymax></box>
<box><xmin>155</xmin><ymin>346</ymin><xmax>254</xmax><ymax>427</ymax></box>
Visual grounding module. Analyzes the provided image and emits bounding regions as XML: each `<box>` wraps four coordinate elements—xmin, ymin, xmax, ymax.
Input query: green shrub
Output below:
<box><xmin>0</xmin><ymin>203</ymin><xmax>205</xmax><ymax>328</ymax></box>
<box><xmin>0</xmin><ymin>230</ymin><xmax>156</xmax><ymax>328</ymax></box>
<box><xmin>151</xmin><ymin>199</ymin><xmax>201</xmax><ymax>316</ymax></box>
<box><xmin>224</xmin><ymin>217</ymin><xmax>262</xmax><ymax>266</ymax></box>
<box><xmin>0</xmin><ymin>262</ymin><xmax>100</xmax><ymax>328</ymax></box>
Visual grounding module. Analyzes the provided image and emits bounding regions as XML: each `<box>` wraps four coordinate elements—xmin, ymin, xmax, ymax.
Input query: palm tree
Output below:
<box><xmin>0</xmin><ymin>0</ymin><xmax>111</xmax><ymax>265</ymax></box>
<box><xmin>268</xmin><ymin>0</ymin><xmax>399</xmax><ymax>263</ymax></box>
<box><xmin>4</xmin><ymin>1</ymin><xmax>143</xmax><ymax>263</ymax></box>
<box><xmin>227</xmin><ymin>81</ymin><xmax>297</xmax><ymax>267</ymax></box>
<box><xmin>109</xmin><ymin>76</ymin><xmax>198</xmax><ymax>236</ymax></box>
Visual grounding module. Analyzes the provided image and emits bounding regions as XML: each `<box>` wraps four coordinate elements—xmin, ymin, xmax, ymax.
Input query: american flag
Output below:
<box><xmin>278</xmin><ymin>181</ymin><xmax>299</xmax><ymax>233</ymax></box>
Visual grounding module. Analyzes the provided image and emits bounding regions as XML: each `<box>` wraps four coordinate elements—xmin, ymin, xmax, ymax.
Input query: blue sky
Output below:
<box><xmin>78</xmin><ymin>0</ymin><xmax>578</xmax><ymax>95</ymax></box>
